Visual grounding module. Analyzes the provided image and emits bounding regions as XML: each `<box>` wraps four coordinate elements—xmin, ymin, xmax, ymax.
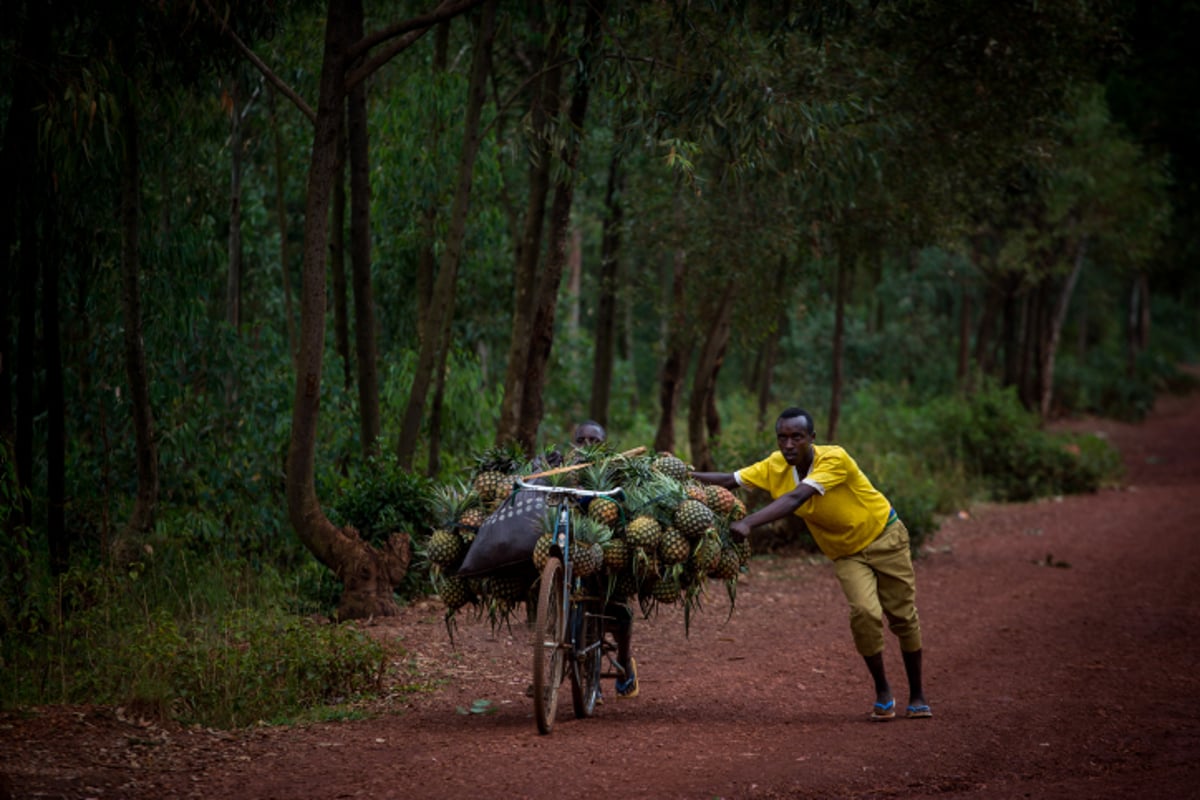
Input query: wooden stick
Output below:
<box><xmin>522</xmin><ymin>446</ymin><xmax>648</xmax><ymax>480</ymax></box>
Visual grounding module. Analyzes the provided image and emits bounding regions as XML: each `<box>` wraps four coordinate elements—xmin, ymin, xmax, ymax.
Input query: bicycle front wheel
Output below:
<box><xmin>570</xmin><ymin>601</ymin><xmax>603</xmax><ymax>719</ymax></box>
<box><xmin>532</xmin><ymin>556</ymin><xmax>566</xmax><ymax>735</ymax></box>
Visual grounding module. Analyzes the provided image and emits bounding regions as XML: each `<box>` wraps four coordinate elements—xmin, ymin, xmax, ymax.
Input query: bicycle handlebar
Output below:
<box><xmin>514</xmin><ymin>478</ymin><xmax>624</xmax><ymax>499</ymax></box>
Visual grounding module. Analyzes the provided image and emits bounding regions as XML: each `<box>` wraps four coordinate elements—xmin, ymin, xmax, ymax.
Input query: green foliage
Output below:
<box><xmin>918</xmin><ymin>383</ymin><xmax>1121</xmax><ymax>502</ymax></box>
<box><xmin>0</xmin><ymin>551</ymin><xmax>404</xmax><ymax>729</ymax></box>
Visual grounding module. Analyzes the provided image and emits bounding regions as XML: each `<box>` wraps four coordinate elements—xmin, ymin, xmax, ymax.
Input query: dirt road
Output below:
<box><xmin>4</xmin><ymin>387</ymin><xmax>1199</xmax><ymax>799</ymax></box>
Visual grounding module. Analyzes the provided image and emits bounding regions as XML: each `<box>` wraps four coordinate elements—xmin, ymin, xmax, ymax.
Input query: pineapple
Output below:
<box><xmin>685</xmin><ymin>482</ymin><xmax>708</xmax><ymax>503</ymax></box>
<box><xmin>674</xmin><ymin>498</ymin><xmax>715</xmax><ymax>540</ymax></box>
<box><xmin>704</xmin><ymin>484</ymin><xmax>737</xmax><ymax>517</ymax></box>
<box><xmin>579</xmin><ymin>461</ymin><xmax>623</xmax><ymax>528</ymax></box>
<box><xmin>570</xmin><ymin>515</ymin><xmax>610</xmax><ymax>578</ymax></box>
<box><xmin>734</xmin><ymin>539</ymin><xmax>752</xmax><ymax>566</ymax></box>
<box><xmin>625</xmin><ymin>514</ymin><xmax>663</xmax><ymax>551</ymax></box>
<box><xmin>690</xmin><ymin>527</ymin><xmax>722</xmax><ymax>572</ymax></box>
<box><xmin>471</xmin><ymin>443</ymin><xmax>527</xmax><ymax>502</ymax></box>
<box><xmin>651</xmin><ymin>452</ymin><xmax>690</xmax><ymax>482</ymax></box>
<box><xmin>532</xmin><ymin>533</ymin><xmax>555</xmax><ymax>571</ymax></box>
<box><xmin>439</xmin><ymin>574</ymin><xmax>476</xmax><ymax>612</ymax></box>
<box><xmin>601</xmin><ymin>537</ymin><xmax>631</xmax><ymax>571</ymax></box>
<box><xmin>651</xmin><ymin>569</ymin><xmax>682</xmax><ymax>603</ymax></box>
<box><xmin>709</xmin><ymin>546</ymin><xmax>742</xmax><ymax>580</ymax></box>
<box><xmin>730</xmin><ymin>497</ymin><xmax>748</xmax><ymax>521</ymax></box>
<box><xmin>428</xmin><ymin>528</ymin><xmax>465</xmax><ymax>567</ymax></box>
<box><xmin>659</xmin><ymin>526</ymin><xmax>691</xmax><ymax>565</ymax></box>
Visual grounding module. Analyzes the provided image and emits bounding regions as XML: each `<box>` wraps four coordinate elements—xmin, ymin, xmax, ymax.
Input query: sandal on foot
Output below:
<box><xmin>615</xmin><ymin>657</ymin><xmax>639</xmax><ymax>699</ymax></box>
<box><xmin>905</xmin><ymin>703</ymin><xmax>933</xmax><ymax>719</ymax></box>
<box><xmin>870</xmin><ymin>699</ymin><xmax>896</xmax><ymax>721</ymax></box>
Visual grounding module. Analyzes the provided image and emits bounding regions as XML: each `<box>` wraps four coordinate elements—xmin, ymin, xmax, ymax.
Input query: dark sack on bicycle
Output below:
<box><xmin>456</xmin><ymin>487</ymin><xmax>547</xmax><ymax>577</ymax></box>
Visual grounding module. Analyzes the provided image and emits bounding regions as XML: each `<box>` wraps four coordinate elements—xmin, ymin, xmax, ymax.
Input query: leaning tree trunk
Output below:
<box><xmin>398</xmin><ymin>0</ymin><xmax>496</xmax><ymax>469</ymax></box>
<box><xmin>496</xmin><ymin>14</ymin><xmax>561</xmax><ymax>448</ymax></box>
<box><xmin>287</xmin><ymin>0</ymin><xmax>410</xmax><ymax>621</ymax></box>
<box><xmin>1038</xmin><ymin>236</ymin><xmax>1086</xmax><ymax>419</ymax></box>
<box><xmin>515</xmin><ymin>0</ymin><xmax>605</xmax><ymax>452</ymax></box>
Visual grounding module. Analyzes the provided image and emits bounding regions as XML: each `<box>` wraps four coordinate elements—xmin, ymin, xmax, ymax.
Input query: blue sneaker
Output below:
<box><xmin>615</xmin><ymin>657</ymin><xmax>638</xmax><ymax>699</ymax></box>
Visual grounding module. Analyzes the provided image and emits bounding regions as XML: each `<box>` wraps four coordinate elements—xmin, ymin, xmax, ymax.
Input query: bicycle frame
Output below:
<box><xmin>517</xmin><ymin>478</ymin><xmax>622</xmax><ymax>734</ymax></box>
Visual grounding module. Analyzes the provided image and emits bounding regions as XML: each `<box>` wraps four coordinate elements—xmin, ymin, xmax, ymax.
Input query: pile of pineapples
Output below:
<box><xmin>424</xmin><ymin>444</ymin><xmax>751</xmax><ymax>629</ymax></box>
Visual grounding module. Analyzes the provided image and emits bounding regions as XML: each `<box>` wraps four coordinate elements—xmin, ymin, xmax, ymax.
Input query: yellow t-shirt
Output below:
<box><xmin>735</xmin><ymin>445</ymin><xmax>892</xmax><ymax>559</ymax></box>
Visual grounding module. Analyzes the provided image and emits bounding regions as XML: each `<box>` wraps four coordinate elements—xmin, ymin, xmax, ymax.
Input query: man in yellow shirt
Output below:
<box><xmin>692</xmin><ymin>407</ymin><xmax>930</xmax><ymax>721</ymax></box>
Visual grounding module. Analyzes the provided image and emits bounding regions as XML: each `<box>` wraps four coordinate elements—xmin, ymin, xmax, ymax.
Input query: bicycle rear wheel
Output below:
<box><xmin>570</xmin><ymin>601</ymin><xmax>603</xmax><ymax>719</ymax></box>
<box><xmin>532</xmin><ymin>556</ymin><xmax>566</xmax><ymax>735</ymax></box>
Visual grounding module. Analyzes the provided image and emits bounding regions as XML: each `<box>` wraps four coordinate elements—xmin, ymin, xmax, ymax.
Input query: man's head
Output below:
<box><xmin>775</xmin><ymin>407</ymin><xmax>815</xmax><ymax>466</ymax></box>
<box><xmin>572</xmin><ymin>420</ymin><xmax>607</xmax><ymax>447</ymax></box>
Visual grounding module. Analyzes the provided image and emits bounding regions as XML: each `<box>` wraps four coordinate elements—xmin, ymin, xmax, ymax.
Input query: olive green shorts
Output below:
<box><xmin>832</xmin><ymin>518</ymin><xmax>922</xmax><ymax>657</ymax></box>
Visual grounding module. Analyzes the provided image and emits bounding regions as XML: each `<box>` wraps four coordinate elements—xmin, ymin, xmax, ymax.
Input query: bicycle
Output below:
<box><xmin>514</xmin><ymin>477</ymin><xmax>628</xmax><ymax>735</ymax></box>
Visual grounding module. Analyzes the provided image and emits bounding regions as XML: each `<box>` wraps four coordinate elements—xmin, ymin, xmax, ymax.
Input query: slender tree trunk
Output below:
<box><xmin>113</xmin><ymin>67</ymin><xmax>159</xmax><ymax>564</ymax></box>
<box><xmin>827</xmin><ymin>241</ymin><xmax>850</xmax><ymax>441</ymax></box>
<box><xmin>1039</xmin><ymin>236</ymin><xmax>1087</xmax><ymax>419</ymax></box>
<box><xmin>347</xmin><ymin>0</ymin><xmax>380</xmax><ymax>456</ymax></box>
<box><xmin>398</xmin><ymin>0</ymin><xmax>497</xmax><ymax>469</ymax></box>
<box><xmin>496</xmin><ymin>14</ymin><xmax>561</xmax><ymax>448</ymax></box>
<box><xmin>415</xmin><ymin>23</ymin><xmax>450</xmax><ymax>347</ymax></box>
<box><xmin>654</xmin><ymin>244</ymin><xmax>691</xmax><ymax>454</ymax></box>
<box><xmin>268</xmin><ymin>86</ymin><xmax>298</xmax><ymax>366</ymax></box>
<box><xmin>687</xmin><ymin>284</ymin><xmax>733</xmax><ymax>471</ymax></box>
<box><xmin>516</xmin><ymin>1</ymin><xmax>606</xmax><ymax>452</ymax></box>
<box><xmin>43</xmin><ymin>204</ymin><xmax>67</xmax><ymax>575</ymax></box>
<box><xmin>1001</xmin><ymin>274</ymin><xmax>1021</xmax><ymax>390</ymax></box>
<box><xmin>1127</xmin><ymin>272</ymin><xmax>1150</xmax><ymax>377</ymax></box>
<box><xmin>589</xmin><ymin>150</ymin><xmax>623</xmax><ymax>426</ymax></box>
<box><xmin>226</xmin><ymin>76</ymin><xmax>244</xmax><ymax>332</ymax></box>
<box><xmin>756</xmin><ymin>255</ymin><xmax>789</xmax><ymax>432</ymax></box>
<box><xmin>331</xmin><ymin>125</ymin><xmax>351</xmax><ymax>388</ymax></box>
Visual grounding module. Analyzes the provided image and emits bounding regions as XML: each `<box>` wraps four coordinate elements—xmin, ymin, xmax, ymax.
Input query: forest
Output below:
<box><xmin>2</xmin><ymin>0</ymin><xmax>1198</xmax><ymax>726</ymax></box>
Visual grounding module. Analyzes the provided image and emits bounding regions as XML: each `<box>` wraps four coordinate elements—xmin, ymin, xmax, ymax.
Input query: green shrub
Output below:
<box><xmin>0</xmin><ymin>549</ymin><xmax>406</xmax><ymax>729</ymax></box>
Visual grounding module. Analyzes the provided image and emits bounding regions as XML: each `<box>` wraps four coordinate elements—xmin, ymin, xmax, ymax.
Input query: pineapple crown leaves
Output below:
<box><xmin>624</xmin><ymin>472</ymin><xmax>687</xmax><ymax>525</ymax></box>
<box><xmin>430</xmin><ymin>480</ymin><xmax>480</xmax><ymax>528</ymax></box>
<box><xmin>571</xmin><ymin>514</ymin><xmax>613</xmax><ymax>547</ymax></box>
<box><xmin>472</xmin><ymin>441</ymin><xmax>528</xmax><ymax>477</ymax></box>
<box><xmin>608</xmin><ymin>452</ymin><xmax>657</xmax><ymax>487</ymax></box>
<box><xmin>577</xmin><ymin>460</ymin><xmax>617</xmax><ymax>491</ymax></box>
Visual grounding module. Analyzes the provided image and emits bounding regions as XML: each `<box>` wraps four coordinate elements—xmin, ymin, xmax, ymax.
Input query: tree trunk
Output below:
<box><xmin>414</xmin><ymin>24</ymin><xmax>449</xmax><ymax>348</ymax></box>
<box><xmin>331</xmin><ymin>126</ymin><xmax>351</xmax><ymax>388</ymax></box>
<box><xmin>287</xmin><ymin>0</ymin><xmax>411</xmax><ymax>620</ymax></box>
<box><xmin>226</xmin><ymin>76</ymin><xmax>244</xmax><ymax>332</ymax></box>
<box><xmin>589</xmin><ymin>150</ymin><xmax>623</xmax><ymax>426</ymax></box>
<box><xmin>1001</xmin><ymin>273</ymin><xmax>1021</xmax><ymax>391</ymax></box>
<box><xmin>398</xmin><ymin>0</ymin><xmax>497</xmax><ymax>470</ymax></box>
<box><xmin>113</xmin><ymin>65</ymin><xmax>159</xmax><ymax>565</ymax></box>
<box><xmin>43</xmin><ymin>204</ymin><xmax>67</xmax><ymax>576</ymax></box>
<box><xmin>268</xmin><ymin>86</ymin><xmax>298</xmax><ymax>367</ymax></box>
<box><xmin>515</xmin><ymin>0</ymin><xmax>605</xmax><ymax>452</ymax></box>
<box><xmin>1039</xmin><ymin>236</ymin><xmax>1087</xmax><ymax>419</ymax></box>
<box><xmin>827</xmin><ymin>242</ymin><xmax>850</xmax><ymax>441</ymax></box>
<box><xmin>1127</xmin><ymin>272</ymin><xmax>1150</xmax><ymax>377</ymax></box>
<box><xmin>687</xmin><ymin>284</ymin><xmax>733</xmax><ymax>471</ymax></box>
<box><xmin>348</xmin><ymin>0</ymin><xmax>380</xmax><ymax>456</ymax></box>
<box><xmin>755</xmin><ymin>255</ymin><xmax>789</xmax><ymax>432</ymax></box>
<box><xmin>654</xmin><ymin>242</ymin><xmax>691</xmax><ymax>455</ymax></box>
<box><xmin>496</xmin><ymin>13</ymin><xmax>561</xmax><ymax>448</ymax></box>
